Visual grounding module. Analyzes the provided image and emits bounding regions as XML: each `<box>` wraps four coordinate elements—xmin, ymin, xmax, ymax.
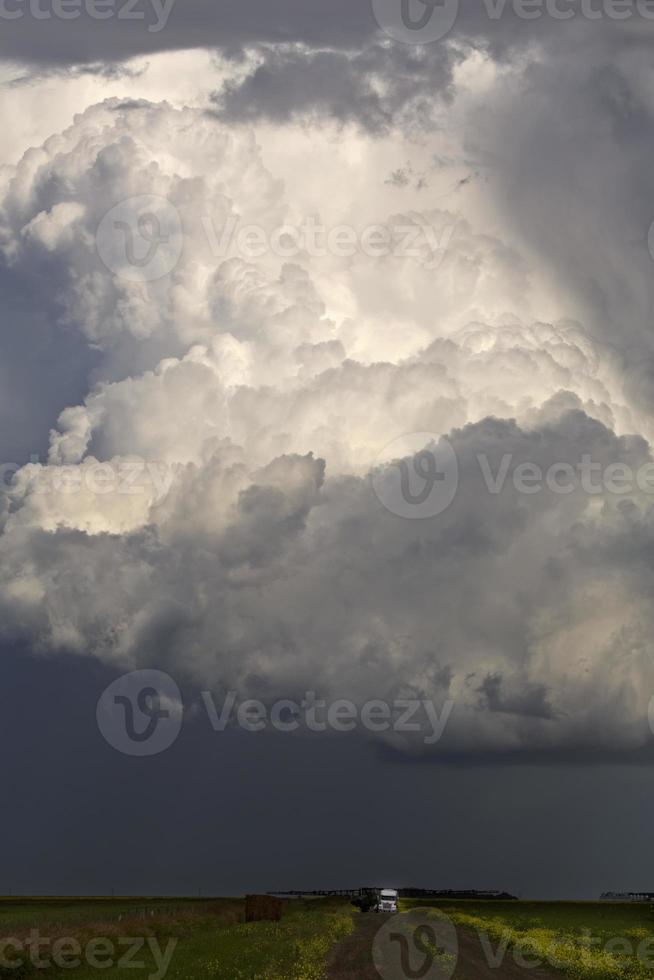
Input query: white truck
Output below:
<box><xmin>377</xmin><ymin>889</ymin><xmax>399</xmax><ymax>913</ymax></box>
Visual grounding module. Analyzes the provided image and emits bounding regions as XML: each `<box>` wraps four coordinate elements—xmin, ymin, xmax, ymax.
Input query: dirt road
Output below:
<box><xmin>325</xmin><ymin>913</ymin><xmax>567</xmax><ymax>980</ymax></box>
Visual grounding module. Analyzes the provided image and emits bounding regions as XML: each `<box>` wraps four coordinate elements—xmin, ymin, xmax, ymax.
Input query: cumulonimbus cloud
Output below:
<box><xmin>1</xmin><ymin>99</ymin><xmax>654</xmax><ymax>758</ymax></box>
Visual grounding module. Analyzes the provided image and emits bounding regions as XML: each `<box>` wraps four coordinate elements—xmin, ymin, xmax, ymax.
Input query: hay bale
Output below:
<box><xmin>245</xmin><ymin>895</ymin><xmax>284</xmax><ymax>923</ymax></box>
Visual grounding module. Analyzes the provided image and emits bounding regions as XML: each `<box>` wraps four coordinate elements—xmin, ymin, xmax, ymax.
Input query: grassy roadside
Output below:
<box><xmin>0</xmin><ymin>898</ymin><xmax>354</xmax><ymax>980</ymax></box>
<box><xmin>187</xmin><ymin>901</ymin><xmax>354</xmax><ymax>980</ymax></box>
<box><xmin>402</xmin><ymin>900</ymin><xmax>654</xmax><ymax>980</ymax></box>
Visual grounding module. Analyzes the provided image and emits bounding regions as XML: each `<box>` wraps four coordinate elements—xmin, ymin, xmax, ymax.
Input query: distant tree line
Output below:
<box><xmin>270</xmin><ymin>888</ymin><xmax>518</xmax><ymax>900</ymax></box>
<box><xmin>600</xmin><ymin>892</ymin><xmax>654</xmax><ymax>902</ymax></box>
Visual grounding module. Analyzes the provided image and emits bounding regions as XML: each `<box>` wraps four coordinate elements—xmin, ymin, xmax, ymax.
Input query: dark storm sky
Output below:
<box><xmin>2</xmin><ymin>649</ymin><xmax>653</xmax><ymax>899</ymax></box>
<box><xmin>2</xmin><ymin>0</ymin><xmax>654</xmax><ymax>901</ymax></box>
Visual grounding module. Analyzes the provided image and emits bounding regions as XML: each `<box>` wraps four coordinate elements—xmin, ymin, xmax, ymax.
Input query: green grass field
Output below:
<box><xmin>0</xmin><ymin>897</ymin><xmax>353</xmax><ymax>980</ymax></box>
<box><xmin>4</xmin><ymin>895</ymin><xmax>654</xmax><ymax>980</ymax></box>
<box><xmin>402</xmin><ymin>899</ymin><xmax>654</xmax><ymax>979</ymax></box>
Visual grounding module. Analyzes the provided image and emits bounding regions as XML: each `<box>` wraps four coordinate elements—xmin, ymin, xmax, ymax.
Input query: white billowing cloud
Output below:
<box><xmin>0</xmin><ymin>51</ymin><xmax>240</xmax><ymax>168</ymax></box>
<box><xmin>2</xmin><ymin>98</ymin><xmax>654</xmax><ymax>757</ymax></box>
<box><xmin>40</xmin><ymin>313</ymin><xmax>634</xmax><ymax>484</ymax></box>
<box><xmin>4</xmin><ymin>405</ymin><xmax>654</xmax><ymax>757</ymax></box>
<box><xmin>0</xmin><ymin>98</ymin><xmax>538</xmax><ymax>369</ymax></box>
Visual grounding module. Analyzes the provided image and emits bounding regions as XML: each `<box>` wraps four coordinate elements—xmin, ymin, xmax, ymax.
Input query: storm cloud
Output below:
<box><xmin>0</xmin><ymin>93</ymin><xmax>653</xmax><ymax>761</ymax></box>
